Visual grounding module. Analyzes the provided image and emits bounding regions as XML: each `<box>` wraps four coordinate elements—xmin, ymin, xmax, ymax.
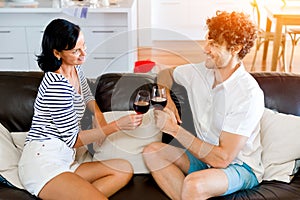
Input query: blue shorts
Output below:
<box><xmin>186</xmin><ymin>151</ymin><xmax>259</xmax><ymax>196</ymax></box>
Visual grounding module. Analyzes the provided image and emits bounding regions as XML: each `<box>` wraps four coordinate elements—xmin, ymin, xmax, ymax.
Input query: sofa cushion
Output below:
<box><xmin>93</xmin><ymin>110</ymin><xmax>162</xmax><ymax>173</ymax></box>
<box><xmin>11</xmin><ymin>132</ymin><xmax>28</xmax><ymax>152</ymax></box>
<box><xmin>0</xmin><ymin>123</ymin><xmax>23</xmax><ymax>189</ymax></box>
<box><xmin>261</xmin><ymin>108</ymin><xmax>300</xmax><ymax>182</ymax></box>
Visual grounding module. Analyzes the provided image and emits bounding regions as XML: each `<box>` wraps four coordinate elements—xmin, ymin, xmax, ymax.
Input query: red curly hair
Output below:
<box><xmin>206</xmin><ymin>10</ymin><xmax>257</xmax><ymax>59</ymax></box>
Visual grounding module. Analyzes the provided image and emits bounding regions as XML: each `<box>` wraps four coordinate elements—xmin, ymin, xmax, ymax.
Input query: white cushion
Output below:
<box><xmin>93</xmin><ymin>109</ymin><xmax>162</xmax><ymax>174</ymax></box>
<box><xmin>10</xmin><ymin>132</ymin><xmax>28</xmax><ymax>152</ymax></box>
<box><xmin>75</xmin><ymin>146</ymin><xmax>93</xmax><ymax>163</ymax></box>
<box><xmin>261</xmin><ymin>108</ymin><xmax>300</xmax><ymax>183</ymax></box>
<box><xmin>0</xmin><ymin>123</ymin><xmax>24</xmax><ymax>189</ymax></box>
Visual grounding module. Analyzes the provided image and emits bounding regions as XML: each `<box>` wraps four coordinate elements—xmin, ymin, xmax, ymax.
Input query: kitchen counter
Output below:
<box><xmin>0</xmin><ymin>0</ymin><xmax>134</xmax><ymax>13</ymax></box>
<box><xmin>0</xmin><ymin>0</ymin><xmax>137</xmax><ymax>77</ymax></box>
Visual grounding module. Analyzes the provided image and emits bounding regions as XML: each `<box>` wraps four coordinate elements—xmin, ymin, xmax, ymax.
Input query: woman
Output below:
<box><xmin>18</xmin><ymin>18</ymin><xmax>143</xmax><ymax>200</ymax></box>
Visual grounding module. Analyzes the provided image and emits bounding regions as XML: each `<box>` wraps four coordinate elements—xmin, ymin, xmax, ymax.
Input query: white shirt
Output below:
<box><xmin>173</xmin><ymin>62</ymin><xmax>265</xmax><ymax>182</ymax></box>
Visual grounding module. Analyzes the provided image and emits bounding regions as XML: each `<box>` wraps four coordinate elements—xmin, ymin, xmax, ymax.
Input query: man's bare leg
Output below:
<box><xmin>143</xmin><ymin>142</ymin><xmax>190</xmax><ymax>200</ymax></box>
<box><xmin>182</xmin><ymin>168</ymin><xmax>228</xmax><ymax>200</ymax></box>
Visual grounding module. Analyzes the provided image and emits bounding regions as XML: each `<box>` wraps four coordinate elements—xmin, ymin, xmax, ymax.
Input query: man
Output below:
<box><xmin>143</xmin><ymin>11</ymin><xmax>265</xmax><ymax>199</ymax></box>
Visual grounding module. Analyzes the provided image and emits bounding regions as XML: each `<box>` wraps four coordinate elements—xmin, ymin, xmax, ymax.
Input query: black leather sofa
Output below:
<box><xmin>1</xmin><ymin>71</ymin><xmax>300</xmax><ymax>200</ymax></box>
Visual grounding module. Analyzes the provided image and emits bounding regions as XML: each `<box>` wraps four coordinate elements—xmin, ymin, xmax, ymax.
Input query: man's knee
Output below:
<box><xmin>143</xmin><ymin>142</ymin><xmax>172</xmax><ymax>171</ymax></box>
<box><xmin>182</xmin><ymin>173</ymin><xmax>207</xmax><ymax>200</ymax></box>
<box><xmin>143</xmin><ymin>142</ymin><xmax>163</xmax><ymax>155</ymax></box>
<box><xmin>142</xmin><ymin>142</ymin><xmax>164</xmax><ymax>165</ymax></box>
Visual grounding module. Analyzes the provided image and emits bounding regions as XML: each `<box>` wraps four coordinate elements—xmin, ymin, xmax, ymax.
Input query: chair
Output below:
<box><xmin>287</xmin><ymin>26</ymin><xmax>300</xmax><ymax>71</ymax></box>
<box><xmin>250</xmin><ymin>0</ymin><xmax>287</xmax><ymax>71</ymax></box>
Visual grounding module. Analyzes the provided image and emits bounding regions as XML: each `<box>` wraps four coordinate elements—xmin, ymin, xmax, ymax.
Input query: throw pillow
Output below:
<box><xmin>0</xmin><ymin>123</ymin><xmax>24</xmax><ymax>189</ymax></box>
<box><xmin>93</xmin><ymin>109</ymin><xmax>162</xmax><ymax>173</ymax></box>
<box><xmin>10</xmin><ymin>132</ymin><xmax>28</xmax><ymax>152</ymax></box>
<box><xmin>260</xmin><ymin>108</ymin><xmax>300</xmax><ymax>183</ymax></box>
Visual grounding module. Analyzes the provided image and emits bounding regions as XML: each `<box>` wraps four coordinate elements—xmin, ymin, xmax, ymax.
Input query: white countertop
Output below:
<box><xmin>0</xmin><ymin>0</ymin><xmax>135</xmax><ymax>13</ymax></box>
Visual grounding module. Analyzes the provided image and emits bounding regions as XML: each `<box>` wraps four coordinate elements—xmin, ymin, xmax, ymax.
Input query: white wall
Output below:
<box><xmin>150</xmin><ymin>0</ymin><xmax>253</xmax><ymax>40</ymax></box>
<box><xmin>137</xmin><ymin>0</ymin><xmax>152</xmax><ymax>46</ymax></box>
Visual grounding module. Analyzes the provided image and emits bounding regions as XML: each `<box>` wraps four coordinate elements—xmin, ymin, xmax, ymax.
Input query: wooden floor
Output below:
<box><xmin>138</xmin><ymin>40</ymin><xmax>300</xmax><ymax>74</ymax></box>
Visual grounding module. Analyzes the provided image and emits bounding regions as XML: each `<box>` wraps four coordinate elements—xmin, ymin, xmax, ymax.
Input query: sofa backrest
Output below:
<box><xmin>95</xmin><ymin>73</ymin><xmax>155</xmax><ymax>112</ymax></box>
<box><xmin>1</xmin><ymin>71</ymin><xmax>300</xmax><ymax>133</ymax></box>
<box><xmin>0</xmin><ymin>72</ymin><xmax>43</xmax><ymax>132</ymax></box>
<box><xmin>251</xmin><ymin>72</ymin><xmax>300</xmax><ymax>116</ymax></box>
<box><xmin>0</xmin><ymin>71</ymin><xmax>95</xmax><ymax>132</ymax></box>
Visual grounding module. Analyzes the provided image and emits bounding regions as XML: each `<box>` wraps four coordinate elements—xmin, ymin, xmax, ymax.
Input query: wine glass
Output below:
<box><xmin>133</xmin><ymin>90</ymin><xmax>150</xmax><ymax>114</ymax></box>
<box><xmin>151</xmin><ymin>85</ymin><xmax>167</xmax><ymax>110</ymax></box>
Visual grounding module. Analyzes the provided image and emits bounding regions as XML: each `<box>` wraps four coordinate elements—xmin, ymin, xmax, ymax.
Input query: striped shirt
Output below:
<box><xmin>26</xmin><ymin>66</ymin><xmax>94</xmax><ymax>148</ymax></box>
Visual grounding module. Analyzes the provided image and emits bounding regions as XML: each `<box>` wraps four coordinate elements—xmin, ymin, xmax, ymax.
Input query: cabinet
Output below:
<box><xmin>0</xmin><ymin>0</ymin><xmax>137</xmax><ymax>78</ymax></box>
<box><xmin>0</xmin><ymin>27</ymin><xmax>29</xmax><ymax>70</ymax></box>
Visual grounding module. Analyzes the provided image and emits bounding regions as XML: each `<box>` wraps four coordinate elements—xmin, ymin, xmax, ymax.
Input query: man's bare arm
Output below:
<box><xmin>157</xmin><ymin>67</ymin><xmax>182</xmax><ymax>123</ymax></box>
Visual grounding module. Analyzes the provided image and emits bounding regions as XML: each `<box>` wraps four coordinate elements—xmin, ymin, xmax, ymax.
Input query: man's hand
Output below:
<box><xmin>154</xmin><ymin>108</ymin><xmax>179</xmax><ymax>136</ymax></box>
<box><xmin>166</xmin><ymin>96</ymin><xmax>182</xmax><ymax>124</ymax></box>
<box><xmin>156</xmin><ymin>67</ymin><xmax>182</xmax><ymax>124</ymax></box>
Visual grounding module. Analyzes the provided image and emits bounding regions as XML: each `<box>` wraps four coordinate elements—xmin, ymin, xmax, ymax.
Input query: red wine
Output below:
<box><xmin>133</xmin><ymin>101</ymin><xmax>150</xmax><ymax>114</ymax></box>
<box><xmin>151</xmin><ymin>97</ymin><xmax>167</xmax><ymax>110</ymax></box>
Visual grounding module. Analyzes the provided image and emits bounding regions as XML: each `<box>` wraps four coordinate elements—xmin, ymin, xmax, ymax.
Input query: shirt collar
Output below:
<box><xmin>221</xmin><ymin>62</ymin><xmax>246</xmax><ymax>89</ymax></box>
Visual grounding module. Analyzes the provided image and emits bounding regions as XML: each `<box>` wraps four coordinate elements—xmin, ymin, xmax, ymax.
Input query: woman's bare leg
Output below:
<box><xmin>38</xmin><ymin>172</ymin><xmax>107</xmax><ymax>200</ymax></box>
<box><xmin>75</xmin><ymin>159</ymin><xmax>133</xmax><ymax>197</ymax></box>
<box><xmin>38</xmin><ymin>159</ymin><xmax>132</xmax><ymax>199</ymax></box>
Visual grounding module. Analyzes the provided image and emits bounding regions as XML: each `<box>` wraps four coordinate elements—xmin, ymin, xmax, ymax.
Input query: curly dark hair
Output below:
<box><xmin>36</xmin><ymin>18</ymin><xmax>81</xmax><ymax>72</ymax></box>
<box><xmin>206</xmin><ymin>11</ymin><xmax>257</xmax><ymax>59</ymax></box>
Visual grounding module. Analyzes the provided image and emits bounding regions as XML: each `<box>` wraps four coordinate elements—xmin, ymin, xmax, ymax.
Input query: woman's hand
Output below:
<box><xmin>154</xmin><ymin>108</ymin><xmax>179</xmax><ymax>136</ymax></box>
<box><xmin>115</xmin><ymin>114</ymin><xmax>144</xmax><ymax>130</ymax></box>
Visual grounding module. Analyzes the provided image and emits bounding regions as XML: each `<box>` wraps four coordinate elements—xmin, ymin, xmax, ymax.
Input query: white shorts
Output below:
<box><xmin>18</xmin><ymin>138</ymin><xmax>80</xmax><ymax>196</ymax></box>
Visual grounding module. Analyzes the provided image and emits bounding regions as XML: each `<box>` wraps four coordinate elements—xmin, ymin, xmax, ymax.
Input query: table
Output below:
<box><xmin>264</xmin><ymin>4</ymin><xmax>300</xmax><ymax>71</ymax></box>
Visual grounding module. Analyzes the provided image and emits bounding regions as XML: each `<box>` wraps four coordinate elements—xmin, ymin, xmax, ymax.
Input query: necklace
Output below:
<box><xmin>70</xmin><ymin>77</ymin><xmax>80</xmax><ymax>94</ymax></box>
<box><xmin>56</xmin><ymin>67</ymin><xmax>80</xmax><ymax>93</ymax></box>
